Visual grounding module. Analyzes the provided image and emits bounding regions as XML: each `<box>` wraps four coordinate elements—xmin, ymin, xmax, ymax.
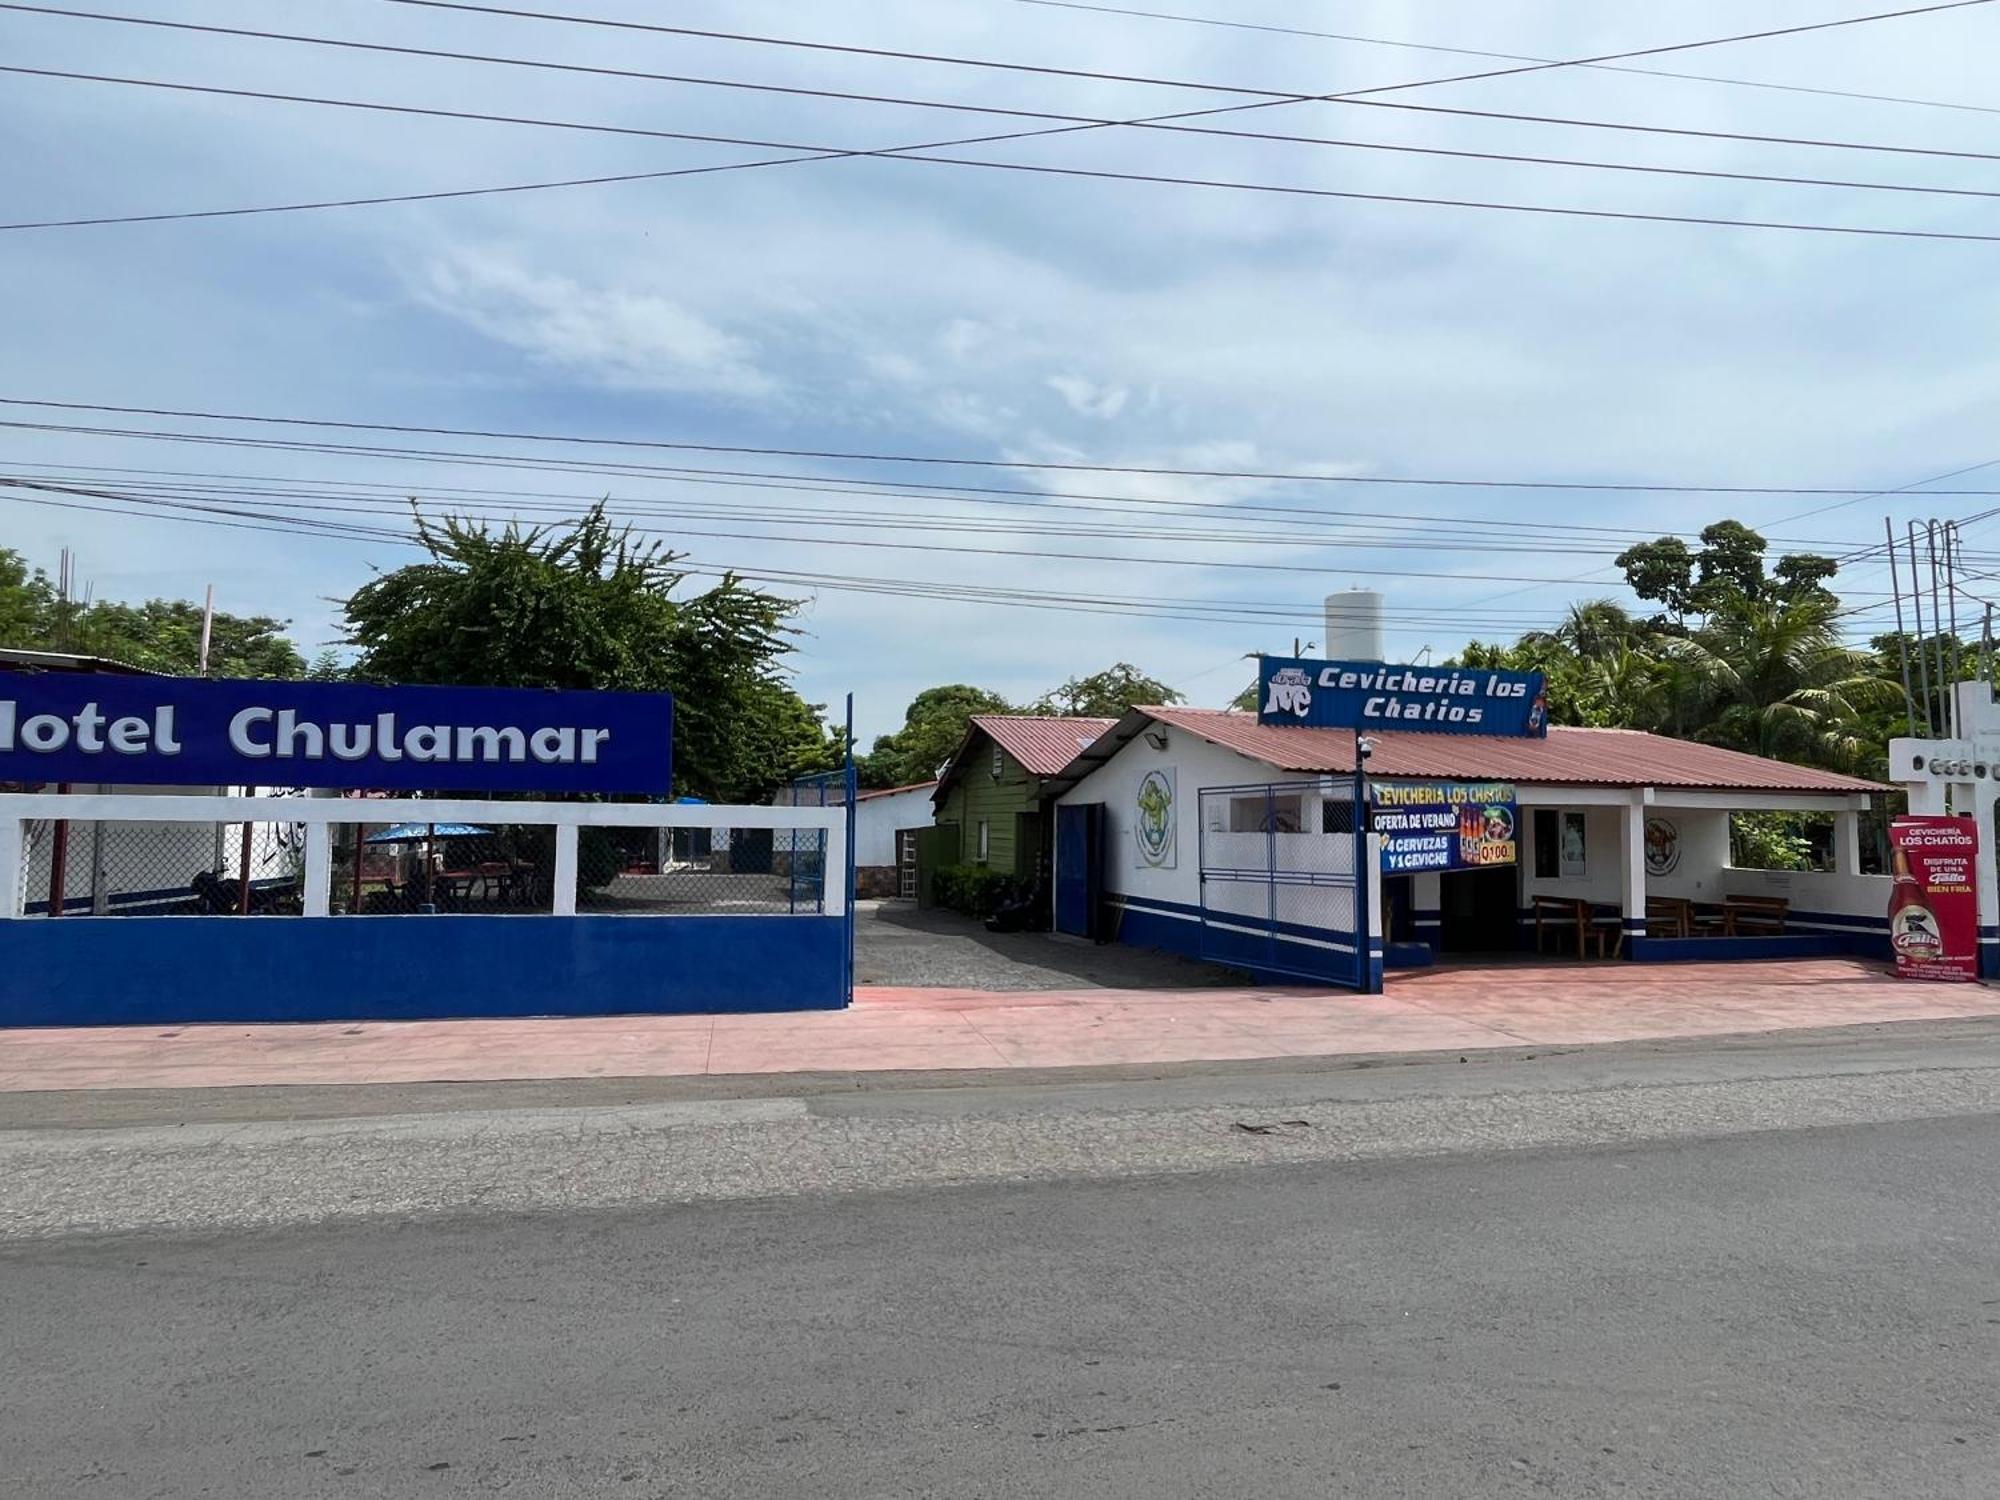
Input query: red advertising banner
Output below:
<box><xmin>1887</xmin><ymin>816</ymin><xmax>1980</xmax><ymax>982</ymax></box>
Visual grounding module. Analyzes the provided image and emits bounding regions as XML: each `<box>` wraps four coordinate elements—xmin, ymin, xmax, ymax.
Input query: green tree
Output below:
<box><xmin>861</xmin><ymin>684</ymin><xmax>1013</xmax><ymax>788</ymax></box>
<box><xmin>74</xmin><ymin>599</ymin><xmax>305</xmax><ymax>678</ymax></box>
<box><xmin>1446</xmin><ymin>522</ymin><xmax>1905</xmax><ymax>775</ymax></box>
<box><xmin>0</xmin><ymin>549</ymin><xmax>55</xmax><ymax>644</ymax></box>
<box><xmin>0</xmin><ymin>547</ymin><xmax>305</xmax><ymax>677</ymax></box>
<box><xmin>1675</xmin><ymin>594</ymin><xmax>1903</xmax><ymax>771</ymax></box>
<box><xmin>341</xmin><ymin>505</ymin><xmax>835</xmax><ymax>802</ymax></box>
<box><xmin>1033</xmin><ymin>662</ymin><xmax>1182</xmax><ymax>719</ymax></box>
<box><xmin>1612</xmin><ymin>536</ymin><xmax>1696</xmax><ymax>623</ymax></box>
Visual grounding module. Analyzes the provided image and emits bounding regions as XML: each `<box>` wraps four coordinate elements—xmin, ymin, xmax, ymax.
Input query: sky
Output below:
<box><xmin>5</xmin><ymin>0</ymin><xmax>2000</xmax><ymax>740</ymax></box>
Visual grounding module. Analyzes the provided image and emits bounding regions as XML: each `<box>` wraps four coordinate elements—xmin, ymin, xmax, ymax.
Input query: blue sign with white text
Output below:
<box><xmin>1371</xmin><ymin>781</ymin><xmax>1520</xmax><ymax>873</ymax></box>
<box><xmin>0</xmin><ymin>671</ymin><xmax>675</xmax><ymax>793</ymax></box>
<box><xmin>1258</xmin><ymin>656</ymin><xmax>1547</xmax><ymax>738</ymax></box>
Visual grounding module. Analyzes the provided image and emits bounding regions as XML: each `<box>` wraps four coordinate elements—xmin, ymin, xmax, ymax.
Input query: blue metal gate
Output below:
<box><xmin>1196</xmin><ymin>779</ymin><xmax>1372</xmax><ymax>989</ymax></box>
<box><xmin>1054</xmin><ymin>802</ymin><xmax>1104</xmax><ymax>939</ymax></box>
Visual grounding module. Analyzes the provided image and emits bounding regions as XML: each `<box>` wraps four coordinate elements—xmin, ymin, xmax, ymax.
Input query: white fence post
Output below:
<box><xmin>823</xmin><ymin>819</ymin><xmax>847</xmax><ymax>918</ymax></box>
<box><xmin>302</xmin><ymin>822</ymin><xmax>332</xmax><ymax>917</ymax></box>
<box><xmin>0</xmin><ymin>813</ymin><xmax>21</xmax><ymax>919</ymax></box>
<box><xmin>551</xmin><ymin>824</ymin><xmax>579</xmax><ymax>916</ymax></box>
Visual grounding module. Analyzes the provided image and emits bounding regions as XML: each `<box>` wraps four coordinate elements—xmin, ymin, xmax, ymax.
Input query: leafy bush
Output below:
<box><xmin>931</xmin><ymin>864</ymin><xmax>1030</xmax><ymax>918</ymax></box>
<box><xmin>1729</xmin><ymin>811</ymin><xmax>1828</xmax><ymax>872</ymax></box>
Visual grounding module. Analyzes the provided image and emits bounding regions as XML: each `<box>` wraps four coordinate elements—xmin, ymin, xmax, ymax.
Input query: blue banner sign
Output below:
<box><xmin>1258</xmin><ymin>656</ymin><xmax>1547</xmax><ymax>737</ymax></box>
<box><xmin>1371</xmin><ymin>780</ymin><xmax>1519</xmax><ymax>874</ymax></box>
<box><xmin>0</xmin><ymin>671</ymin><xmax>674</xmax><ymax>794</ymax></box>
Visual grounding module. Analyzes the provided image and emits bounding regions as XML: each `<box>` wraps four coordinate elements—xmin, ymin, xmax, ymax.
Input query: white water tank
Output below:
<box><xmin>1324</xmin><ymin>589</ymin><xmax>1385</xmax><ymax>662</ymax></box>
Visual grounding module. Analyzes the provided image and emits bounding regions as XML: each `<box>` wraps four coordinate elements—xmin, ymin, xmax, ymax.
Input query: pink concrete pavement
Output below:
<box><xmin>2</xmin><ymin>959</ymin><xmax>1997</xmax><ymax>1093</ymax></box>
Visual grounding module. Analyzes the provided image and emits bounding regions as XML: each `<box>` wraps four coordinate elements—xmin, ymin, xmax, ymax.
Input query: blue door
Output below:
<box><xmin>1055</xmin><ymin>803</ymin><xmax>1101</xmax><ymax>938</ymax></box>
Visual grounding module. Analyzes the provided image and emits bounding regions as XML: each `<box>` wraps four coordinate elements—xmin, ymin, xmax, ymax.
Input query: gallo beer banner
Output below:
<box><xmin>1887</xmin><ymin>816</ymin><xmax>1979</xmax><ymax>982</ymax></box>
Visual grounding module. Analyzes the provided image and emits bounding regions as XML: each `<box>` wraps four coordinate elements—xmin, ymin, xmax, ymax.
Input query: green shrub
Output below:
<box><xmin>931</xmin><ymin>864</ymin><xmax>1029</xmax><ymax>918</ymax></box>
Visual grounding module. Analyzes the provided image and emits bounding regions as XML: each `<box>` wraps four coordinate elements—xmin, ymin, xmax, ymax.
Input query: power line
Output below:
<box><xmin>0</xmin><ymin>481</ymin><xmax>1612</xmax><ymax>634</ymax></box>
<box><xmin>993</xmin><ymin>0</ymin><xmax>2000</xmax><ymax>119</ymax></box>
<box><xmin>0</xmin><ymin>475</ymin><xmax>1651</xmax><ymax>584</ymax></box>
<box><xmin>0</xmin><ymin>461</ymin><xmax>1907</xmax><ymax>561</ymax></box>
<box><xmin>0</xmin><ymin>479</ymin><xmax>1908</xmax><ymax>643</ymax></box>
<box><xmin>0</xmin><ymin>473</ymin><xmax>1907</xmax><ymax>605</ymax></box>
<box><xmin>7</xmin><ymin>9</ymin><xmax>1998</xmax><ymax>205</ymax></box>
<box><xmin>13</xmin><ymin>396</ymin><xmax>2000</xmax><ymax>497</ymax></box>
<box><xmin>9</xmin><ymin>2</ymin><xmax>1996</xmax><ymax>234</ymax></box>
<box><xmin>386</xmin><ymin>0</ymin><xmax>2000</xmax><ymax>100</ymax></box>
<box><xmin>15</xmin><ymin>66</ymin><xmax>2000</xmax><ymax>243</ymax></box>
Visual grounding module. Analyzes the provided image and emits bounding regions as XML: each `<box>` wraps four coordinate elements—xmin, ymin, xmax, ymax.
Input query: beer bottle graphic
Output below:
<box><xmin>1888</xmin><ymin>846</ymin><xmax>1944</xmax><ymax>961</ymax></box>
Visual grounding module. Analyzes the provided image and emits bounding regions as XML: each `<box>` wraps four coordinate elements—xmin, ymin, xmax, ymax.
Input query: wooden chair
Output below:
<box><xmin>1723</xmin><ymin>894</ymin><xmax>1790</xmax><ymax>936</ymax></box>
<box><xmin>1645</xmin><ymin>896</ymin><xmax>1694</xmax><ymax>939</ymax></box>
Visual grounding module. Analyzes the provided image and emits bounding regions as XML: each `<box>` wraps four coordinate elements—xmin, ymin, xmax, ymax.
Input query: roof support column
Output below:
<box><xmin>1833</xmin><ymin>806</ymin><xmax>1863</xmax><ymax>878</ymax></box>
<box><xmin>1621</xmin><ymin>791</ymin><xmax>1649</xmax><ymax>951</ymax></box>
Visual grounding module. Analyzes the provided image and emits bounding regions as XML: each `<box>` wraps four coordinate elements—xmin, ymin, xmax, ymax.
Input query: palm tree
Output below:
<box><xmin>1575</xmin><ymin>644</ymin><xmax>1670</xmax><ymax>731</ymax></box>
<box><xmin>1677</xmin><ymin>596</ymin><xmax>1905</xmax><ymax>771</ymax></box>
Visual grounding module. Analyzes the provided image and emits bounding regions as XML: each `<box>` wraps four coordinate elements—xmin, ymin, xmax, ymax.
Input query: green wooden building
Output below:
<box><xmin>926</xmin><ymin>715</ymin><xmax>1118</xmax><ymax>886</ymax></box>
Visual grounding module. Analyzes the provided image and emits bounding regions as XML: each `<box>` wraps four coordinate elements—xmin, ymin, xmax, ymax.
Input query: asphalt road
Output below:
<box><xmin>7</xmin><ymin>1026</ymin><xmax>2000</xmax><ymax>1497</ymax></box>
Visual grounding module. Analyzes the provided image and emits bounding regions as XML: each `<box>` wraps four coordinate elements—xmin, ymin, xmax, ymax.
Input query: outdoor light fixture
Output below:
<box><xmin>1144</xmin><ymin>729</ymin><xmax>1170</xmax><ymax>751</ymax></box>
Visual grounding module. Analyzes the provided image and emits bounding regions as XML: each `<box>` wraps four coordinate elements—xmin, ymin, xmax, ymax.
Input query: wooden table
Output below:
<box><xmin>1645</xmin><ymin>896</ymin><xmax>1695</xmax><ymax>939</ymax></box>
<box><xmin>1533</xmin><ymin>895</ymin><xmax>1624</xmax><ymax>959</ymax></box>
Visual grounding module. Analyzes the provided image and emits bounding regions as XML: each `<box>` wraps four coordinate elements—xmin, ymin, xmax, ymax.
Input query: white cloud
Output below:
<box><xmin>1046</xmin><ymin>373</ymin><xmax>1131</xmax><ymax>420</ymax></box>
<box><xmin>411</xmin><ymin>248</ymin><xmax>774</xmax><ymax>399</ymax></box>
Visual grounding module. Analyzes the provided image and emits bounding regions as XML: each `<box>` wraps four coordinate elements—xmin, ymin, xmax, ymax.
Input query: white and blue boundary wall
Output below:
<box><xmin>0</xmin><ymin>792</ymin><xmax>849</xmax><ymax>1028</ymax></box>
<box><xmin>1055</xmin><ymin>718</ymin><xmax>1888</xmax><ymax>977</ymax></box>
<box><xmin>1053</xmin><ymin>728</ymin><xmax>1385</xmax><ymax>989</ymax></box>
<box><xmin>1494</xmin><ymin>787</ymin><xmax>1890</xmax><ymax>964</ymax></box>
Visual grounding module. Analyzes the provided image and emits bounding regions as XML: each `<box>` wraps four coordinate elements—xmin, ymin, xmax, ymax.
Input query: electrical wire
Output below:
<box><xmin>0</xmin><ymin>480</ymin><xmax>1619</xmax><ymax>633</ymax></box>
<box><xmin>9</xmin><ymin>3</ymin><xmax>1999</xmax><ymax>234</ymax></box>
<box><xmin>5</xmin><ymin>467</ymin><xmax>1936</xmax><ymax>573</ymax></box>
<box><xmin>384</xmin><ymin>0</ymin><xmax>2000</xmax><ymax>101</ymax></box>
<box><xmin>0</xmin><ymin>455</ymin><xmax>1900</xmax><ymax>554</ymax></box>
<box><xmin>11</xmin><ymin>397</ymin><xmax>2000</xmax><ymax>497</ymax></box>
<box><xmin>13</xmin><ymin>64</ymin><xmax>2000</xmax><ymax>242</ymax></box>
<box><xmin>8</xmin><ymin>7</ymin><xmax>2000</xmax><ymax>205</ymax></box>
<box><xmin>993</xmin><ymin>0</ymin><xmax>2000</xmax><ymax>119</ymax></box>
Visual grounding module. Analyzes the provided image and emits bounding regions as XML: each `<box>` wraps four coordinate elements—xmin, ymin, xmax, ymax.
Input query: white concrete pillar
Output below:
<box><xmin>823</xmin><ymin>818</ymin><xmax>848</xmax><ymax>918</ymax></box>
<box><xmin>1833</xmin><ymin>807</ymin><xmax>1862</xmax><ymax>878</ymax></box>
<box><xmin>551</xmin><ymin>824</ymin><xmax>579</xmax><ymax>916</ymax></box>
<box><xmin>0</xmin><ymin>812</ymin><xmax>22</xmax><ymax>919</ymax></box>
<box><xmin>302</xmin><ymin>821</ymin><xmax>332</xmax><ymax>917</ymax></box>
<box><xmin>1972</xmin><ymin>782</ymin><xmax>2000</xmax><ymax>978</ymax></box>
<box><xmin>1622</xmin><ymin>794</ymin><xmax>1647</xmax><ymax>943</ymax></box>
<box><xmin>1411</xmin><ymin>867</ymin><xmax>1442</xmax><ymax>952</ymax></box>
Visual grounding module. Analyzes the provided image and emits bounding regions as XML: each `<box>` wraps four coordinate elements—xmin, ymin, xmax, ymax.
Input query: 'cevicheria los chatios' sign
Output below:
<box><xmin>1258</xmin><ymin>657</ymin><xmax>1548</xmax><ymax>738</ymax></box>
<box><xmin>0</xmin><ymin>671</ymin><xmax>673</xmax><ymax>793</ymax></box>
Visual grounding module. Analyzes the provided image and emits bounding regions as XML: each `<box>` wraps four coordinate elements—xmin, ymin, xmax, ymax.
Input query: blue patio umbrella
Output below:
<box><xmin>365</xmin><ymin>822</ymin><xmax>494</xmax><ymax>843</ymax></box>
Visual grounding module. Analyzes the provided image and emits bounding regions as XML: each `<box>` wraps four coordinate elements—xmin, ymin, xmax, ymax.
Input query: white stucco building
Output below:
<box><xmin>1047</xmin><ymin>707</ymin><xmax>1888</xmax><ymax>987</ymax></box>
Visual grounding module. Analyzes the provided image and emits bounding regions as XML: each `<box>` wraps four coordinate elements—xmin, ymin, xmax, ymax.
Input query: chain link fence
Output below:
<box><xmin>8</xmin><ymin>806</ymin><xmax>843</xmax><ymax>918</ymax></box>
<box><xmin>570</xmin><ymin>822</ymin><xmax>825</xmax><ymax>915</ymax></box>
<box><xmin>19</xmin><ymin>808</ymin><xmax>306</xmax><ymax>916</ymax></box>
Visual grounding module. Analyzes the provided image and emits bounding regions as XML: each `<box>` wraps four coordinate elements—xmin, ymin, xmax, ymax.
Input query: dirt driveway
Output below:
<box><xmin>854</xmin><ymin>900</ymin><xmax>1249</xmax><ymax>991</ymax></box>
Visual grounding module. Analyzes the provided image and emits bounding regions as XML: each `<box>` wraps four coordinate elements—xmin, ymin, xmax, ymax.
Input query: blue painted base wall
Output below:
<box><xmin>1626</xmin><ymin>931</ymin><xmax>1888</xmax><ymax>963</ymax></box>
<box><xmin>1108</xmin><ymin>894</ymin><xmax>1381</xmax><ymax>991</ymax></box>
<box><xmin>0</xmin><ymin>915</ymin><xmax>849</xmax><ymax>1029</ymax></box>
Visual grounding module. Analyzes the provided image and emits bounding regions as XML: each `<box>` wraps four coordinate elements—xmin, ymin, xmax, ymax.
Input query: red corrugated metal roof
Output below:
<box><xmin>973</xmin><ymin>715</ymin><xmax>1120</xmax><ymax>777</ymax></box>
<box><xmin>1137</xmin><ymin>708</ymin><xmax>1884</xmax><ymax>793</ymax></box>
<box><xmin>856</xmin><ymin>780</ymin><xmax>938</xmax><ymax>802</ymax></box>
